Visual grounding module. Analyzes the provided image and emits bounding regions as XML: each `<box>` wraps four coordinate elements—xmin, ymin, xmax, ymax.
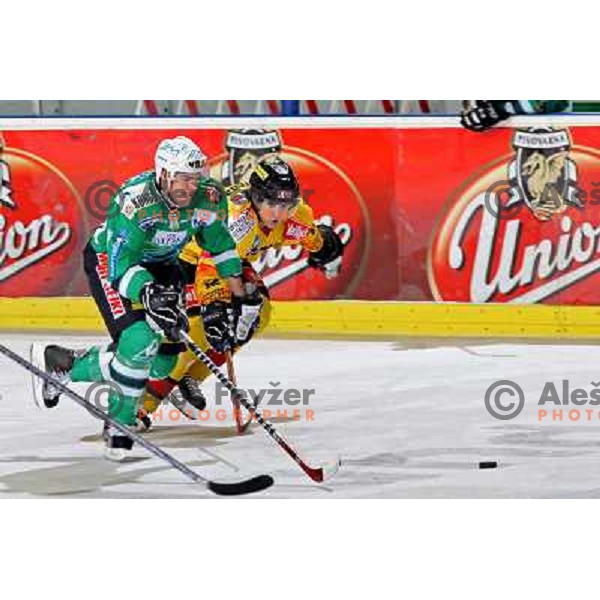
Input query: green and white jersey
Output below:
<box><xmin>90</xmin><ymin>171</ymin><xmax>241</xmax><ymax>302</ymax></box>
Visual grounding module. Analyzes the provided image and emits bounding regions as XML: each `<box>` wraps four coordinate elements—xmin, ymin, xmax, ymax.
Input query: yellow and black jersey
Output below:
<box><xmin>180</xmin><ymin>186</ymin><xmax>324</xmax><ymax>306</ymax></box>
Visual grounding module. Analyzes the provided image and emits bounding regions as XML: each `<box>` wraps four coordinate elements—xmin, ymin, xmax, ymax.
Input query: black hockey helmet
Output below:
<box><xmin>248</xmin><ymin>156</ymin><xmax>300</xmax><ymax>207</ymax></box>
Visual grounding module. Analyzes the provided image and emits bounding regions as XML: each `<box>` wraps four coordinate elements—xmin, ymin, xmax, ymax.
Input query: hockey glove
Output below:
<box><xmin>308</xmin><ymin>224</ymin><xmax>344</xmax><ymax>279</ymax></box>
<box><xmin>231</xmin><ymin>290</ymin><xmax>264</xmax><ymax>346</ymax></box>
<box><xmin>140</xmin><ymin>282</ymin><xmax>189</xmax><ymax>342</ymax></box>
<box><xmin>201</xmin><ymin>301</ymin><xmax>235</xmax><ymax>353</ymax></box>
<box><xmin>460</xmin><ymin>100</ymin><xmax>510</xmax><ymax>132</ymax></box>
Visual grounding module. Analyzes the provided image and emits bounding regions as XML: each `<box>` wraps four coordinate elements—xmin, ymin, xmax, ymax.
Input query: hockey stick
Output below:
<box><xmin>180</xmin><ymin>332</ymin><xmax>340</xmax><ymax>483</ymax></box>
<box><xmin>0</xmin><ymin>343</ymin><xmax>273</xmax><ymax>496</ymax></box>
<box><xmin>225</xmin><ymin>352</ymin><xmax>244</xmax><ymax>434</ymax></box>
<box><xmin>225</xmin><ymin>353</ymin><xmax>260</xmax><ymax>435</ymax></box>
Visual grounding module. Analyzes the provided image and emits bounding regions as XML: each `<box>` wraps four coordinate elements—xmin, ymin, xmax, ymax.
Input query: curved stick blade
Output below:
<box><xmin>207</xmin><ymin>474</ymin><xmax>274</xmax><ymax>496</ymax></box>
<box><xmin>303</xmin><ymin>456</ymin><xmax>342</xmax><ymax>483</ymax></box>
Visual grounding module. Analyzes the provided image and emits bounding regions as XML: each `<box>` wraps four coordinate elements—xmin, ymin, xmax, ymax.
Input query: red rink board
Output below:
<box><xmin>2</xmin><ymin>122</ymin><xmax>600</xmax><ymax>304</ymax></box>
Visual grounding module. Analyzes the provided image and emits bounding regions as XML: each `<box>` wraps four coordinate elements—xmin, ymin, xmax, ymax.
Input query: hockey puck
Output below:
<box><xmin>478</xmin><ymin>461</ymin><xmax>497</xmax><ymax>469</ymax></box>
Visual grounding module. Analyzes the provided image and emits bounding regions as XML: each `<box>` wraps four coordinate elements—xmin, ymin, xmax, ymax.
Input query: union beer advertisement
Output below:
<box><xmin>3</xmin><ymin>123</ymin><xmax>600</xmax><ymax>304</ymax></box>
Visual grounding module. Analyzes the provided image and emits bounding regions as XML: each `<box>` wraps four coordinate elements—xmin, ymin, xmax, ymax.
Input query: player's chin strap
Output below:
<box><xmin>0</xmin><ymin>343</ymin><xmax>273</xmax><ymax>497</ymax></box>
<box><xmin>179</xmin><ymin>331</ymin><xmax>341</xmax><ymax>483</ymax></box>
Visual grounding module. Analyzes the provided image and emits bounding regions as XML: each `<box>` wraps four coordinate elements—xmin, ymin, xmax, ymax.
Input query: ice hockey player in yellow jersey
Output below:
<box><xmin>137</xmin><ymin>156</ymin><xmax>344</xmax><ymax>427</ymax></box>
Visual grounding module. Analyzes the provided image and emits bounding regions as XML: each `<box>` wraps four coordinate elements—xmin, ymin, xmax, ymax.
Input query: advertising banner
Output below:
<box><xmin>413</xmin><ymin>126</ymin><xmax>600</xmax><ymax>304</ymax></box>
<box><xmin>0</xmin><ymin>127</ymin><xmax>397</xmax><ymax>300</ymax></box>
<box><xmin>2</xmin><ymin>121</ymin><xmax>600</xmax><ymax>304</ymax></box>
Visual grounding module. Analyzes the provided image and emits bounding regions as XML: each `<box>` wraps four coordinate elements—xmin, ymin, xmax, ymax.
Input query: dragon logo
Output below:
<box><xmin>508</xmin><ymin>127</ymin><xmax>581</xmax><ymax>220</ymax></box>
<box><xmin>222</xmin><ymin>129</ymin><xmax>282</xmax><ymax>186</ymax></box>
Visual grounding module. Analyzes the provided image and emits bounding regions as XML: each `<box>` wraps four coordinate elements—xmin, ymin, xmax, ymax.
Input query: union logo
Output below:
<box><xmin>0</xmin><ymin>136</ymin><xmax>83</xmax><ymax>296</ymax></box>
<box><xmin>429</xmin><ymin>127</ymin><xmax>600</xmax><ymax>304</ymax></box>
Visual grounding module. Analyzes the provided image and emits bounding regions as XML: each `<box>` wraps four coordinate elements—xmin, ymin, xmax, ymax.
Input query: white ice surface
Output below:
<box><xmin>2</xmin><ymin>333</ymin><xmax>600</xmax><ymax>498</ymax></box>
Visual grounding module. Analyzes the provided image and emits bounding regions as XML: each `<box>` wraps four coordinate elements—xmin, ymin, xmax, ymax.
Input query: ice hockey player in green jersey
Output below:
<box><xmin>460</xmin><ymin>100</ymin><xmax>570</xmax><ymax>132</ymax></box>
<box><xmin>30</xmin><ymin>136</ymin><xmax>260</xmax><ymax>460</ymax></box>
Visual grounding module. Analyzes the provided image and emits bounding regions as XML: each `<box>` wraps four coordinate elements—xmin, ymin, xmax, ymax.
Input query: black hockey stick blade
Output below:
<box><xmin>208</xmin><ymin>474</ymin><xmax>274</xmax><ymax>496</ymax></box>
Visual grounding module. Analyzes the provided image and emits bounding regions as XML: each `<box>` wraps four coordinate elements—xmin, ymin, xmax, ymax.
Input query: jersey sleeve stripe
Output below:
<box><xmin>109</xmin><ymin>359</ymin><xmax>150</xmax><ymax>379</ymax></box>
<box><xmin>99</xmin><ymin>348</ymin><xmax>113</xmax><ymax>381</ymax></box>
<box><xmin>117</xmin><ymin>265</ymin><xmax>151</xmax><ymax>298</ymax></box>
<box><xmin>212</xmin><ymin>249</ymin><xmax>239</xmax><ymax>265</ymax></box>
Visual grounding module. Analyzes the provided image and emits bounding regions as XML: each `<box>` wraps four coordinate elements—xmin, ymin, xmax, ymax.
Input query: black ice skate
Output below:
<box><xmin>169</xmin><ymin>375</ymin><xmax>207</xmax><ymax>419</ymax></box>
<box><xmin>104</xmin><ymin>424</ymin><xmax>134</xmax><ymax>462</ymax></box>
<box><xmin>30</xmin><ymin>343</ymin><xmax>78</xmax><ymax>409</ymax></box>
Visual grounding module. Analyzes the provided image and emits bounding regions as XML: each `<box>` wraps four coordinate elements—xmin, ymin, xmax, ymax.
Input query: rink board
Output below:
<box><xmin>2</xmin><ymin>297</ymin><xmax>600</xmax><ymax>338</ymax></box>
<box><xmin>4</xmin><ymin>115</ymin><xmax>600</xmax><ymax>338</ymax></box>
<box><xmin>6</xmin><ymin>114</ymin><xmax>600</xmax><ymax>307</ymax></box>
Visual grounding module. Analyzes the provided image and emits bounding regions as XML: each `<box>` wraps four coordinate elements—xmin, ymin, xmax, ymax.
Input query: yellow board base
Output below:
<box><xmin>2</xmin><ymin>297</ymin><xmax>600</xmax><ymax>339</ymax></box>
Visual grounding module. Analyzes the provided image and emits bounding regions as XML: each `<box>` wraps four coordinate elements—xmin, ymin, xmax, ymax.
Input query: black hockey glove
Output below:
<box><xmin>460</xmin><ymin>101</ymin><xmax>510</xmax><ymax>132</ymax></box>
<box><xmin>231</xmin><ymin>290</ymin><xmax>264</xmax><ymax>346</ymax></box>
<box><xmin>307</xmin><ymin>224</ymin><xmax>344</xmax><ymax>279</ymax></box>
<box><xmin>140</xmin><ymin>282</ymin><xmax>189</xmax><ymax>342</ymax></box>
<box><xmin>201</xmin><ymin>301</ymin><xmax>235</xmax><ymax>353</ymax></box>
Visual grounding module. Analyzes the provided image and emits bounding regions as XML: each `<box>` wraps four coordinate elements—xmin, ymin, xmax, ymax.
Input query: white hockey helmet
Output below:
<box><xmin>154</xmin><ymin>136</ymin><xmax>208</xmax><ymax>185</ymax></box>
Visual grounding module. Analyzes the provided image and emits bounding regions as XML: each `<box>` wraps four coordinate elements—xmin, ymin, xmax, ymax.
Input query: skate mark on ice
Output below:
<box><xmin>332</xmin><ymin>454</ymin><xmax>442</xmax><ymax>486</ymax></box>
<box><xmin>338</xmin><ymin>470</ymin><xmax>440</xmax><ymax>487</ymax></box>
<box><xmin>547</xmin><ymin>487</ymin><xmax>600</xmax><ymax>499</ymax></box>
<box><xmin>406</xmin><ymin>443</ymin><xmax>583</xmax><ymax>457</ymax></box>
<box><xmin>263</xmin><ymin>484</ymin><xmax>335</xmax><ymax>495</ymax></box>
<box><xmin>344</xmin><ymin>452</ymin><xmax>408</xmax><ymax>468</ymax></box>
<box><xmin>459</xmin><ymin>347</ymin><xmax>517</xmax><ymax>358</ymax></box>
<box><xmin>485</xmin><ymin>426</ymin><xmax>600</xmax><ymax>453</ymax></box>
<box><xmin>195</xmin><ymin>446</ymin><xmax>240</xmax><ymax>472</ymax></box>
<box><xmin>346</xmin><ymin>451</ymin><xmax>505</xmax><ymax>471</ymax></box>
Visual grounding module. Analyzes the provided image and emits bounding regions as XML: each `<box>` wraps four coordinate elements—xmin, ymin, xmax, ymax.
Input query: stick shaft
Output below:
<box><xmin>0</xmin><ymin>343</ymin><xmax>206</xmax><ymax>484</ymax></box>
<box><xmin>181</xmin><ymin>333</ymin><xmax>321</xmax><ymax>480</ymax></box>
<box><xmin>225</xmin><ymin>352</ymin><xmax>244</xmax><ymax>433</ymax></box>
